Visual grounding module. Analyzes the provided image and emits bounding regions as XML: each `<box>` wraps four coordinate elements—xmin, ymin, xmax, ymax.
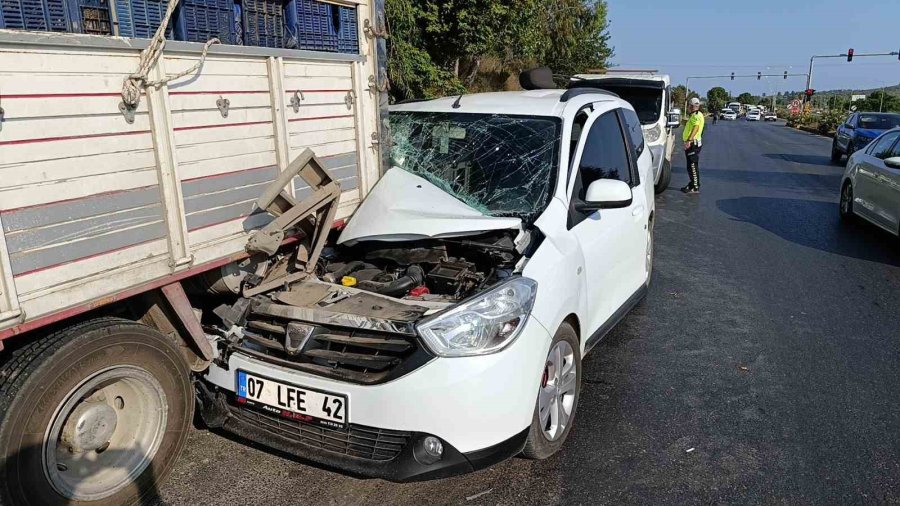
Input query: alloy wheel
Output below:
<box><xmin>538</xmin><ymin>340</ymin><xmax>578</xmax><ymax>442</ymax></box>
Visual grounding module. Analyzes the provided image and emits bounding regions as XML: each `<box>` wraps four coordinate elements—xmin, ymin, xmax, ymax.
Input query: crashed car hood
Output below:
<box><xmin>338</xmin><ymin>167</ymin><xmax>522</xmax><ymax>245</ymax></box>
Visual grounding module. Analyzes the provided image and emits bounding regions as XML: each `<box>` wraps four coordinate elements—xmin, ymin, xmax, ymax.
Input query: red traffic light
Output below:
<box><xmin>805</xmin><ymin>88</ymin><xmax>815</xmax><ymax>96</ymax></box>
<box><xmin>847</xmin><ymin>48</ymin><xmax>854</xmax><ymax>62</ymax></box>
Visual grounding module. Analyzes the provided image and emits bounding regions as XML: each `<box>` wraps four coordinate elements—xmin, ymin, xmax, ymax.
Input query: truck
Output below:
<box><xmin>572</xmin><ymin>70</ymin><xmax>680</xmax><ymax>194</ymax></box>
<box><xmin>0</xmin><ymin>0</ymin><xmax>387</xmax><ymax>501</ymax></box>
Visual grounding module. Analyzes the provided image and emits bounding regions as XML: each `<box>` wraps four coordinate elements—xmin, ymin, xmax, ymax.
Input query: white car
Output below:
<box><xmin>721</xmin><ymin>110</ymin><xmax>738</xmax><ymax>120</ymax></box>
<box><xmin>746</xmin><ymin>110</ymin><xmax>761</xmax><ymax>121</ymax></box>
<box><xmin>840</xmin><ymin>127</ymin><xmax>900</xmax><ymax>234</ymax></box>
<box><xmin>764</xmin><ymin>112</ymin><xmax>777</xmax><ymax>121</ymax></box>
<box><xmin>200</xmin><ymin>89</ymin><xmax>655</xmax><ymax>481</ymax></box>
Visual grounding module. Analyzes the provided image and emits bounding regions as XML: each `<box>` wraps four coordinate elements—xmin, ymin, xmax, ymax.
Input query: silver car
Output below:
<box><xmin>839</xmin><ymin>127</ymin><xmax>900</xmax><ymax>234</ymax></box>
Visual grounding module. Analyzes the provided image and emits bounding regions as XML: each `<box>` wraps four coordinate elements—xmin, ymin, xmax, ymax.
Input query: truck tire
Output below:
<box><xmin>654</xmin><ymin>159</ymin><xmax>672</xmax><ymax>195</ymax></box>
<box><xmin>0</xmin><ymin>317</ymin><xmax>194</xmax><ymax>505</ymax></box>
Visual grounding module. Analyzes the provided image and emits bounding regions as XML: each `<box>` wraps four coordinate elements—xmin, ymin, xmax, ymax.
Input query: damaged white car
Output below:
<box><xmin>199</xmin><ymin>85</ymin><xmax>655</xmax><ymax>481</ymax></box>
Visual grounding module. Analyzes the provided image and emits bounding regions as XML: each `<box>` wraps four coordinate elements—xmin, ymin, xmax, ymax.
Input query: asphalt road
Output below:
<box><xmin>159</xmin><ymin>119</ymin><xmax>900</xmax><ymax>505</ymax></box>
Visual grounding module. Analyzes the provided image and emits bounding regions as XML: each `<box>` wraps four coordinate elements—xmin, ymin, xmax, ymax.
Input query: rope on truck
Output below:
<box><xmin>120</xmin><ymin>0</ymin><xmax>219</xmax><ymax>109</ymax></box>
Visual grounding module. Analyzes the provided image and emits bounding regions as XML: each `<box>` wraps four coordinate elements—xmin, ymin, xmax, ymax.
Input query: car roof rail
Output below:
<box><xmin>560</xmin><ymin>87</ymin><xmax>620</xmax><ymax>102</ymax></box>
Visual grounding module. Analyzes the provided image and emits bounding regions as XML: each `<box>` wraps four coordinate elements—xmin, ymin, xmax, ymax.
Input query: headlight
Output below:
<box><xmin>417</xmin><ymin>277</ymin><xmax>538</xmax><ymax>357</ymax></box>
<box><xmin>645</xmin><ymin>124</ymin><xmax>662</xmax><ymax>143</ymax></box>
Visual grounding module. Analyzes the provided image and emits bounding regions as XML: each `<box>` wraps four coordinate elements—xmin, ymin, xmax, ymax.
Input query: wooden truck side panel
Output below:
<box><xmin>0</xmin><ymin>20</ymin><xmax>382</xmax><ymax>340</ymax></box>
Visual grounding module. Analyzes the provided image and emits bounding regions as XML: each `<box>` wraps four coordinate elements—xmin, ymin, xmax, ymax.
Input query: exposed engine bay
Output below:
<box><xmin>319</xmin><ymin>231</ymin><xmax>523</xmax><ymax>303</ymax></box>
<box><xmin>202</xmin><ymin>149</ymin><xmax>539</xmax><ymax>384</ymax></box>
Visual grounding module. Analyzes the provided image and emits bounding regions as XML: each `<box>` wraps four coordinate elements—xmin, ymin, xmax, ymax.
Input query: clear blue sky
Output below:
<box><xmin>607</xmin><ymin>0</ymin><xmax>900</xmax><ymax>98</ymax></box>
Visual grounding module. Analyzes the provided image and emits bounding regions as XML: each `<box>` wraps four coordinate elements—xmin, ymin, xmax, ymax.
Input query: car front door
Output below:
<box><xmin>854</xmin><ymin>131</ymin><xmax>900</xmax><ymax>229</ymax></box>
<box><xmin>866</xmin><ymin>132</ymin><xmax>900</xmax><ymax>232</ymax></box>
<box><xmin>566</xmin><ymin>108</ymin><xmax>645</xmax><ymax>336</ymax></box>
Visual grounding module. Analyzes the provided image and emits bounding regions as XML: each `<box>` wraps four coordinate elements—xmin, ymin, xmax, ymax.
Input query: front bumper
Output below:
<box><xmin>201</xmin><ymin>316</ymin><xmax>552</xmax><ymax>480</ymax></box>
<box><xmin>196</xmin><ymin>382</ymin><xmax>529</xmax><ymax>482</ymax></box>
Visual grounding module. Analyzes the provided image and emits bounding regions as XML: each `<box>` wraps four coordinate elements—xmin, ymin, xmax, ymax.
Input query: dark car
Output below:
<box><xmin>832</xmin><ymin>112</ymin><xmax>900</xmax><ymax>163</ymax></box>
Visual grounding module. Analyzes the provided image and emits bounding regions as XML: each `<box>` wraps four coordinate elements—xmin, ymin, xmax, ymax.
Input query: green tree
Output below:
<box><xmin>386</xmin><ymin>0</ymin><xmax>614</xmax><ymax>100</ymax></box>
<box><xmin>736</xmin><ymin>92</ymin><xmax>755</xmax><ymax>105</ymax></box>
<box><xmin>706</xmin><ymin>86</ymin><xmax>730</xmax><ymax>113</ymax></box>
<box><xmin>852</xmin><ymin>90</ymin><xmax>900</xmax><ymax>113</ymax></box>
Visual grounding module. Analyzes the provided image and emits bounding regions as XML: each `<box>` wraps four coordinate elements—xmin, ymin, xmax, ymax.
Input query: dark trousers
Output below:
<box><xmin>685</xmin><ymin>145</ymin><xmax>702</xmax><ymax>189</ymax></box>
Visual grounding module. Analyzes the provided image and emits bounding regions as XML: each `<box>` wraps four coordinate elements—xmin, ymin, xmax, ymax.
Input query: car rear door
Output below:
<box><xmin>854</xmin><ymin>131</ymin><xmax>900</xmax><ymax>229</ymax></box>
<box><xmin>837</xmin><ymin>114</ymin><xmax>856</xmax><ymax>151</ymax></box>
<box><xmin>566</xmin><ymin>107</ymin><xmax>645</xmax><ymax>335</ymax></box>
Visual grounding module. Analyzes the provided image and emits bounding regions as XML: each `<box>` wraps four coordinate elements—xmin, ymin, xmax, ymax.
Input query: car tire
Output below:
<box><xmin>839</xmin><ymin>182</ymin><xmax>855</xmax><ymax>222</ymax></box>
<box><xmin>521</xmin><ymin>322</ymin><xmax>581</xmax><ymax>460</ymax></box>
<box><xmin>831</xmin><ymin>140</ymin><xmax>842</xmax><ymax>163</ymax></box>
<box><xmin>0</xmin><ymin>317</ymin><xmax>194</xmax><ymax>506</ymax></box>
<box><xmin>654</xmin><ymin>160</ymin><xmax>672</xmax><ymax>195</ymax></box>
<box><xmin>845</xmin><ymin>141</ymin><xmax>855</xmax><ymax>165</ymax></box>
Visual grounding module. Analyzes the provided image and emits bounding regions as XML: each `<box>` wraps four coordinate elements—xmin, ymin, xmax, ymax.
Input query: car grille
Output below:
<box><xmin>237</xmin><ymin>318</ymin><xmax>431</xmax><ymax>385</ymax></box>
<box><xmin>230</xmin><ymin>400</ymin><xmax>412</xmax><ymax>461</ymax></box>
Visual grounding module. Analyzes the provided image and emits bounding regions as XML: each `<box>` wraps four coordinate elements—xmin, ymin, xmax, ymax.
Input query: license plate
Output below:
<box><xmin>236</xmin><ymin>370</ymin><xmax>348</xmax><ymax>430</ymax></box>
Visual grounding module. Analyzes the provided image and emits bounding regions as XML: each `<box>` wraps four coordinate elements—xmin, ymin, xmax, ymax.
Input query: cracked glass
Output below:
<box><xmin>389</xmin><ymin>111</ymin><xmax>561</xmax><ymax>219</ymax></box>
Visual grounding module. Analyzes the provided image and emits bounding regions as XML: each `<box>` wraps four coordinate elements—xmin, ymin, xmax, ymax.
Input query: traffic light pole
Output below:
<box><xmin>806</xmin><ymin>51</ymin><xmax>900</xmax><ymax>102</ymax></box>
<box><xmin>684</xmin><ymin>74</ymin><xmax>809</xmax><ymax>112</ymax></box>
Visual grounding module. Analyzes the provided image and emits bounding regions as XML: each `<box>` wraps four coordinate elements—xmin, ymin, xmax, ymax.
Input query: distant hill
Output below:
<box><xmin>779</xmin><ymin>83</ymin><xmax>900</xmax><ymax>98</ymax></box>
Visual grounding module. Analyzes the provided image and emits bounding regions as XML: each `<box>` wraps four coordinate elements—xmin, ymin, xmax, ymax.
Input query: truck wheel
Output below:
<box><xmin>0</xmin><ymin>317</ymin><xmax>193</xmax><ymax>505</ymax></box>
<box><xmin>654</xmin><ymin>159</ymin><xmax>672</xmax><ymax>195</ymax></box>
<box><xmin>521</xmin><ymin>322</ymin><xmax>581</xmax><ymax>460</ymax></box>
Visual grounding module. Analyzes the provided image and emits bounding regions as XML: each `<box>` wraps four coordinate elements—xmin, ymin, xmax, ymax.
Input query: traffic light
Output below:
<box><xmin>784</xmin><ymin>71</ymin><xmax>788</xmax><ymax>79</ymax></box>
<box><xmin>847</xmin><ymin>48</ymin><xmax>854</xmax><ymax>62</ymax></box>
<box><xmin>731</xmin><ymin>72</ymin><xmax>735</xmax><ymax>81</ymax></box>
<box><xmin>805</xmin><ymin>89</ymin><xmax>815</xmax><ymax>97</ymax></box>
<box><xmin>757</xmin><ymin>72</ymin><xmax>761</xmax><ymax>80</ymax></box>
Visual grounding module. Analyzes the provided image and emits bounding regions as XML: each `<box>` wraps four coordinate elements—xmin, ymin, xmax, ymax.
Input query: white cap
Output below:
<box><xmin>689</xmin><ymin>97</ymin><xmax>701</xmax><ymax>106</ymax></box>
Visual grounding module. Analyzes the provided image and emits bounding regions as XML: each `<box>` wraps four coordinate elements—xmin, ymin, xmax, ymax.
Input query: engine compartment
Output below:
<box><xmin>318</xmin><ymin>230</ymin><xmax>524</xmax><ymax>303</ymax></box>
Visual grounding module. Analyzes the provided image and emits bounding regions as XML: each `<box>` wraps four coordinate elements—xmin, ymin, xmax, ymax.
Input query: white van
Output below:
<box><xmin>573</xmin><ymin>72</ymin><xmax>680</xmax><ymax>194</ymax></box>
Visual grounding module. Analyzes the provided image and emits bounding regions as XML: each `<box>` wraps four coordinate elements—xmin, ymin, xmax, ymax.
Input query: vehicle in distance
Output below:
<box><xmin>199</xmin><ymin>88</ymin><xmax>656</xmax><ymax>482</ymax></box>
<box><xmin>839</xmin><ymin>128</ymin><xmax>900</xmax><ymax>234</ymax></box>
<box><xmin>727</xmin><ymin>102</ymin><xmax>742</xmax><ymax>114</ymax></box>
<box><xmin>832</xmin><ymin>112</ymin><xmax>900</xmax><ymax>163</ymax></box>
<box><xmin>721</xmin><ymin>109</ymin><xmax>738</xmax><ymax>121</ymax></box>
<box><xmin>746</xmin><ymin>110</ymin><xmax>761</xmax><ymax>121</ymax></box>
<box><xmin>571</xmin><ymin>70</ymin><xmax>680</xmax><ymax>194</ymax></box>
<box><xmin>764</xmin><ymin>111</ymin><xmax>777</xmax><ymax>121</ymax></box>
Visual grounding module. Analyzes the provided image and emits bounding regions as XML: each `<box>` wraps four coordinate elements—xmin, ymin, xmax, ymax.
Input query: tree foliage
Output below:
<box><xmin>386</xmin><ymin>0</ymin><xmax>614</xmax><ymax>101</ymax></box>
<box><xmin>850</xmin><ymin>90</ymin><xmax>900</xmax><ymax>113</ymax></box>
<box><xmin>736</xmin><ymin>92</ymin><xmax>755</xmax><ymax>105</ymax></box>
<box><xmin>706</xmin><ymin>86</ymin><xmax>730</xmax><ymax>113</ymax></box>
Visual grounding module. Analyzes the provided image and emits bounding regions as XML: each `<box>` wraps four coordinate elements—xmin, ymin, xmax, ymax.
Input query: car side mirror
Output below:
<box><xmin>884</xmin><ymin>157</ymin><xmax>900</xmax><ymax>169</ymax></box>
<box><xmin>575</xmin><ymin>179</ymin><xmax>633</xmax><ymax>212</ymax></box>
<box><xmin>667</xmin><ymin>109</ymin><xmax>681</xmax><ymax>128</ymax></box>
<box><xmin>845</xmin><ymin>123</ymin><xmax>855</xmax><ymax>129</ymax></box>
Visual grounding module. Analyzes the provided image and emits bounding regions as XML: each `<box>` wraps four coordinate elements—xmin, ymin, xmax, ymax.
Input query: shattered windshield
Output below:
<box><xmin>389</xmin><ymin>111</ymin><xmax>561</xmax><ymax>219</ymax></box>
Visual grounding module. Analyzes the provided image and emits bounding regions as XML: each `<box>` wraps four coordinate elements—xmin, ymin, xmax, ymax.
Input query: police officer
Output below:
<box><xmin>682</xmin><ymin>97</ymin><xmax>705</xmax><ymax>194</ymax></box>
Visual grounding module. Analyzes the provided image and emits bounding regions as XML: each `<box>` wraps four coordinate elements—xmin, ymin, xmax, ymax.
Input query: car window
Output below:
<box><xmin>576</xmin><ymin>111</ymin><xmax>631</xmax><ymax>194</ymax></box>
<box><xmin>619</xmin><ymin>108</ymin><xmax>644</xmax><ymax>157</ymax></box>
<box><xmin>567</xmin><ymin>111</ymin><xmax>632</xmax><ymax>229</ymax></box>
<box><xmin>888</xmin><ymin>135</ymin><xmax>900</xmax><ymax>159</ymax></box>
<box><xmin>868</xmin><ymin>132</ymin><xmax>900</xmax><ymax>159</ymax></box>
<box><xmin>847</xmin><ymin>114</ymin><xmax>857</xmax><ymax>128</ymax></box>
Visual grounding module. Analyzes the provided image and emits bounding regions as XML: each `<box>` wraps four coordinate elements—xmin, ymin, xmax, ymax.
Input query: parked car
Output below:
<box><xmin>764</xmin><ymin>112</ymin><xmax>777</xmax><ymax>121</ymax></box>
<box><xmin>199</xmin><ymin>88</ymin><xmax>656</xmax><ymax>481</ymax></box>
<box><xmin>721</xmin><ymin>109</ymin><xmax>738</xmax><ymax>120</ymax></box>
<box><xmin>839</xmin><ymin>128</ymin><xmax>900</xmax><ymax>234</ymax></box>
<box><xmin>746</xmin><ymin>110</ymin><xmax>761</xmax><ymax>121</ymax></box>
<box><xmin>832</xmin><ymin>112</ymin><xmax>900</xmax><ymax>163</ymax></box>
